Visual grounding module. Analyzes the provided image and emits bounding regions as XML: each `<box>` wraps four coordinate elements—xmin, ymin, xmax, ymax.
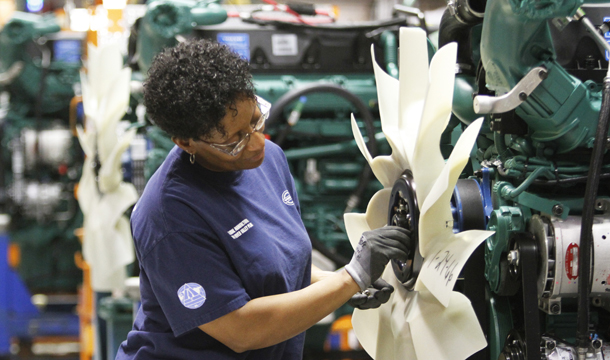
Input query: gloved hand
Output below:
<box><xmin>348</xmin><ymin>278</ymin><xmax>394</xmax><ymax>310</ymax></box>
<box><xmin>345</xmin><ymin>226</ymin><xmax>412</xmax><ymax>291</ymax></box>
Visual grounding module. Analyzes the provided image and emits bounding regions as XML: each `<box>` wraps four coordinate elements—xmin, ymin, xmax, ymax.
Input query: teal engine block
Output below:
<box><xmin>442</xmin><ymin>0</ymin><xmax>610</xmax><ymax>357</ymax></box>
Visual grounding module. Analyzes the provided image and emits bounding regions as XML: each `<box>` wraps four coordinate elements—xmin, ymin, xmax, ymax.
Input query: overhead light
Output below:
<box><xmin>70</xmin><ymin>9</ymin><xmax>90</xmax><ymax>31</ymax></box>
<box><xmin>102</xmin><ymin>0</ymin><xmax>127</xmax><ymax>10</ymax></box>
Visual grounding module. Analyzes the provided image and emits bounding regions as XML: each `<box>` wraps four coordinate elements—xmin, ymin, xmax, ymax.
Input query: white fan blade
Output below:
<box><xmin>410</xmin><ymin>42</ymin><xmax>458</xmax><ymax>207</ymax></box>
<box><xmin>98</xmin><ymin>68</ymin><xmax>132</xmax><ymax>162</ymax></box>
<box><xmin>352</xmin><ymin>264</ymin><xmax>418</xmax><ymax>360</ymax></box>
<box><xmin>371</xmin><ymin>45</ymin><xmax>410</xmax><ymax>170</ymax></box>
<box><xmin>364</xmin><ymin>188</ymin><xmax>392</xmax><ymax>230</ymax></box>
<box><xmin>98</xmin><ymin>181</ymin><xmax>139</xmax><ymax>230</ymax></box>
<box><xmin>84</xmin><ymin>184</ymin><xmax>137</xmax><ymax>291</ymax></box>
<box><xmin>408</xmin><ymin>288</ymin><xmax>487</xmax><ymax>360</ymax></box>
<box><xmin>415</xmin><ymin>229</ymin><xmax>494</xmax><ymax>306</ymax></box>
<box><xmin>98</xmin><ymin>128</ymin><xmax>137</xmax><ymax>193</ymax></box>
<box><xmin>418</xmin><ymin>118</ymin><xmax>484</xmax><ymax>257</ymax></box>
<box><xmin>344</xmin><ymin>212</ymin><xmax>370</xmax><ymax>249</ymax></box>
<box><xmin>386</xmin><ymin>272</ymin><xmax>417</xmax><ymax>360</ymax></box>
<box><xmin>351</xmin><ymin>114</ymin><xmax>374</xmax><ymax>164</ymax></box>
<box><xmin>352</xmin><ymin>113</ymin><xmax>404</xmax><ymax>188</ymax></box>
<box><xmin>87</xmin><ymin>42</ymin><xmax>123</xmax><ymax>104</ymax></box>
<box><xmin>76</xmin><ymin>155</ymin><xmax>98</xmax><ymax>217</ymax></box>
<box><xmin>398</xmin><ymin>27</ymin><xmax>430</xmax><ymax>161</ymax></box>
<box><xmin>80</xmin><ymin>70</ymin><xmax>98</xmax><ymax>122</ymax></box>
<box><xmin>344</xmin><ymin>188</ymin><xmax>392</xmax><ymax>248</ymax></box>
<box><xmin>99</xmin><ymin>67</ymin><xmax>132</xmax><ymax>134</ymax></box>
<box><xmin>75</xmin><ymin>125</ymin><xmax>95</xmax><ymax>158</ymax></box>
<box><xmin>351</xmin><ymin>291</ymin><xmax>382</xmax><ymax>356</ymax></box>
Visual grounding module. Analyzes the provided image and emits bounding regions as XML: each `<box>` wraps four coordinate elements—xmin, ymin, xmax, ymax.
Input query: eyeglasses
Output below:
<box><xmin>202</xmin><ymin>96</ymin><xmax>271</xmax><ymax>156</ymax></box>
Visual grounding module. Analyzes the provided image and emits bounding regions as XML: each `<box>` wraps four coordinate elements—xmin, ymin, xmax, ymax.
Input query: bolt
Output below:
<box><xmin>539</xmin><ymin>69</ymin><xmax>548</xmax><ymax>80</ymax></box>
<box><xmin>507</xmin><ymin>250</ymin><xmax>520</xmax><ymax>266</ymax></box>
<box><xmin>552</xmin><ymin>204</ymin><xmax>564</xmax><ymax>217</ymax></box>
<box><xmin>550</xmin><ymin>303</ymin><xmax>561</xmax><ymax>314</ymax></box>
<box><xmin>519</xmin><ymin>92</ymin><xmax>528</xmax><ymax>101</ymax></box>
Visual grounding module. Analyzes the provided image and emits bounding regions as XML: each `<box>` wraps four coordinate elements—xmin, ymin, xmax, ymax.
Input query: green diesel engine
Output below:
<box><xmin>0</xmin><ymin>12</ymin><xmax>83</xmax><ymax>294</ymax></box>
<box><xmin>437</xmin><ymin>0</ymin><xmax>610</xmax><ymax>358</ymax></box>
<box><xmin>0</xmin><ymin>11</ymin><xmax>84</xmax><ymax>357</ymax></box>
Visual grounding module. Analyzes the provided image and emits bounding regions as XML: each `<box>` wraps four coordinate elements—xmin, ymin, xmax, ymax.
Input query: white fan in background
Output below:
<box><xmin>345</xmin><ymin>27</ymin><xmax>495</xmax><ymax>360</ymax></box>
<box><xmin>77</xmin><ymin>42</ymin><xmax>139</xmax><ymax>292</ymax></box>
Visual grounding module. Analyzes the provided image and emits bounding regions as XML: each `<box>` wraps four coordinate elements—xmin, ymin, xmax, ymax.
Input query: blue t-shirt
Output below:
<box><xmin>116</xmin><ymin>141</ymin><xmax>312</xmax><ymax>359</ymax></box>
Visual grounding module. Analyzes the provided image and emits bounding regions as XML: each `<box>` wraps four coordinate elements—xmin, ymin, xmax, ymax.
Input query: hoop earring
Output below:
<box><xmin>189</xmin><ymin>152</ymin><xmax>195</xmax><ymax>164</ymax></box>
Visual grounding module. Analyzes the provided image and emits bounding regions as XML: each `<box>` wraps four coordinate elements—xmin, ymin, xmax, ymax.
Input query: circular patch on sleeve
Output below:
<box><xmin>177</xmin><ymin>283</ymin><xmax>207</xmax><ymax>309</ymax></box>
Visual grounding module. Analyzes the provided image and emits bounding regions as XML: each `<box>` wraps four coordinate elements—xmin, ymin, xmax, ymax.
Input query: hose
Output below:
<box><xmin>494</xmin><ymin>131</ymin><xmax>514</xmax><ymax>164</ymax></box>
<box><xmin>267</xmin><ymin>83</ymin><xmax>377</xmax><ymax>214</ymax></box>
<box><xmin>576</xmin><ymin>76</ymin><xmax>610</xmax><ymax>348</ymax></box>
<box><xmin>437</xmin><ymin>0</ymin><xmax>485</xmax><ymax>73</ymax></box>
<box><xmin>267</xmin><ymin>83</ymin><xmax>377</xmax><ymax>157</ymax></box>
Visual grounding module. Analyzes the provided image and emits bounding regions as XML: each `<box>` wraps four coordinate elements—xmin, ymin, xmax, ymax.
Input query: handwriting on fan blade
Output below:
<box><xmin>429</xmin><ymin>250</ymin><xmax>459</xmax><ymax>287</ymax></box>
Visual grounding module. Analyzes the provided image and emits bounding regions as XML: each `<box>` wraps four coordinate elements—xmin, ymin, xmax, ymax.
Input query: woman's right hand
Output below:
<box><xmin>344</xmin><ymin>226</ymin><xmax>413</xmax><ymax>291</ymax></box>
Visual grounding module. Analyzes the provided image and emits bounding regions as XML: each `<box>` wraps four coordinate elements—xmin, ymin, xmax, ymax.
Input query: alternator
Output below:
<box><xmin>530</xmin><ymin>211</ymin><xmax>610</xmax><ymax>315</ymax></box>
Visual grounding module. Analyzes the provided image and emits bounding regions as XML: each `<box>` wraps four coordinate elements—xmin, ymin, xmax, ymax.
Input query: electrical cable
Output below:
<box><xmin>252</xmin><ymin>0</ymin><xmax>334</xmax><ymax>26</ymax></box>
<box><xmin>242</xmin><ymin>16</ymin><xmax>407</xmax><ymax>31</ymax></box>
<box><xmin>576</xmin><ymin>75</ymin><xmax>610</xmax><ymax>349</ymax></box>
<box><xmin>532</xmin><ymin>173</ymin><xmax>610</xmax><ymax>186</ymax></box>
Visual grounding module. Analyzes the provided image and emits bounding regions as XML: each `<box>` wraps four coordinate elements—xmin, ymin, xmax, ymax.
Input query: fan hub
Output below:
<box><xmin>387</xmin><ymin>169</ymin><xmax>423</xmax><ymax>289</ymax></box>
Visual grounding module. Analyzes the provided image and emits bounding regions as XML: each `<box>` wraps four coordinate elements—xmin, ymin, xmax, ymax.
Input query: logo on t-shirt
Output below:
<box><xmin>228</xmin><ymin>218</ymin><xmax>253</xmax><ymax>239</ymax></box>
<box><xmin>177</xmin><ymin>283</ymin><xmax>206</xmax><ymax>309</ymax></box>
<box><xmin>282</xmin><ymin>190</ymin><xmax>294</xmax><ymax>206</ymax></box>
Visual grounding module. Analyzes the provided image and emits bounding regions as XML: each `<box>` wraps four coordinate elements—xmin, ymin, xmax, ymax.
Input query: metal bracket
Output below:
<box><xmin>0</xmin><ymin>61</ymin><xmax>25</xmax><ymax>86</ymax></box>
<box><xmin>474</xmin><ymin>66</ymin><xmax>548</xmax><ymax>114</ymax></box>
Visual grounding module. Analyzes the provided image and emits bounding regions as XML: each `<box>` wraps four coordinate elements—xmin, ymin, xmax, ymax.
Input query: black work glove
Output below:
<box><xmin>345</xmin><ymin>226</ymin><xmax>412</xmax><ymax>291</ymax></box>
<box><xmin>348</xmin><ymin>278</ymin><xmax>394</xmax><ymax>310</ymax></box>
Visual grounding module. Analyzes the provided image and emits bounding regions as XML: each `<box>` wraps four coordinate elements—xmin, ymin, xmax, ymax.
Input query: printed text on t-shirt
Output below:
<box><xmin>228</xmin><ymin>218</ymin><xmax>254</xmax><ymax>239</ymax></box>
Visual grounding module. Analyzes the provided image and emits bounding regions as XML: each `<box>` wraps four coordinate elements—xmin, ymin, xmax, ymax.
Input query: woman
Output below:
<box><xmin>116</xmin><ymin>39</ymin><xmax>412</xmax><ymax>359</ymax></box>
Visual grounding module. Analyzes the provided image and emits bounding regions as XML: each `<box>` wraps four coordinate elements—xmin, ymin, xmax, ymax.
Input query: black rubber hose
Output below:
<box><xmin>437</xmin><ymin>0</ymin><xmax>485</xmax><ymax>73</ymax></box>
<box><xmin>267</xmin><ymin>83</ymin><xmax>377</xmax><ymax>157</ymax></box>
<box><xmin>266</xmin><ymin>83</ymin><xmax>378</xmax><ymax>214</ymax></box>
<box><xmin>576</xmin><ymin>76</ymin><xmax>610</xmax><ymax>347</ymax></box>
<box><xmin>438</xmin><ymin>9</ymin><xmax>477</xmax><ymax>71</ymax></box>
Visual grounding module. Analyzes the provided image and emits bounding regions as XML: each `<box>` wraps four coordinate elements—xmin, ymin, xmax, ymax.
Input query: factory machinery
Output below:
<box><xmin>441</xmin><ymin>0</ymin><xmax>610</xmax><ymax>358</ymax></box>
<box><xmin>0</xmin><ymin>11</ymin><xmax>85</xmax><ymax>358</ymax></box>
<box><xmin>1</xmin><ymin>0</ymin><xmax>610</xmax><ymax>358</ymax></box>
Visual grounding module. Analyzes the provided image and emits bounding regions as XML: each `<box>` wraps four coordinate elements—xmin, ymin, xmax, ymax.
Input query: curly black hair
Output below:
<box><xmin>143</xmin><ymin>39</ymin><xmax>255</xmax><ymax>140</ymax></box>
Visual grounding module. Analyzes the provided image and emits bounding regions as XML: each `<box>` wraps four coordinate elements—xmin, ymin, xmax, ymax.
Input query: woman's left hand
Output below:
<box><xmin>348</xmin><ymin>278</ymin><xmax>394</xmax><ymax>310</ymax></box>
